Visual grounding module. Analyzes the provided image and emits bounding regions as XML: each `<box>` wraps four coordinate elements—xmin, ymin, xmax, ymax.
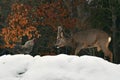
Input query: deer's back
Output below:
<box><xmin>72</xmin><ymin>29</ymin><xmax>109</xmax><ymax>45</ymax></box>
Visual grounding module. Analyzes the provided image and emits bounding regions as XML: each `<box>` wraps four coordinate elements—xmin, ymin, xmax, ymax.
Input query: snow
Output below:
<box><xmin>0</xmin><ymin>54</ymin><xmax>120</xmax><ymax>80</ymax></box>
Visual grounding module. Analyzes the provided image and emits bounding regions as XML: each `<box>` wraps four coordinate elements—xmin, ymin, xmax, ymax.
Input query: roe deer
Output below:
<box><xmin>55</xmin><ymin>26</ymin><xmax>113</xmax><ymax>62</ymax></box>
<box><xmin>12</xmin><ymin>38</ymin><xmax>36</xmax><ymax>54</ymax></box>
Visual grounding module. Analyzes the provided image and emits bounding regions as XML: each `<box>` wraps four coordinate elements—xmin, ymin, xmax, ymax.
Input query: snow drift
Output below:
<box><xmin>0</xmin><ymin>54</ymin><xmax>120</xmax><ymax>80</ymax></box>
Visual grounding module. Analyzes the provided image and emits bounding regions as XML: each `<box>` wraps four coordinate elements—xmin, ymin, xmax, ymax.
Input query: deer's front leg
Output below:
<box><xmin>75</xmin><ymin>48</ymin><xmax>81</xmax><ymax>55</ymax></box>
<box><xmin>74</xmin><ymin>43</ymin><xmax>86</xmax><ymax>55</ymax></box>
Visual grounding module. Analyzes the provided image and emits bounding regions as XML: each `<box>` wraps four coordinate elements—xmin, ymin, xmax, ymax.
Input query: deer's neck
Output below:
<box><xmin>66</xmin><ymin>37</ymin><xmax>75</xmax><ymax>48</ymax></box>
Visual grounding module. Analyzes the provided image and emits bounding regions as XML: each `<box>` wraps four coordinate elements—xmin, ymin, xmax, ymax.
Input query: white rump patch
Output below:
<box><xmin>108</xmin><ymin>37</ymin><xmax>111</xmax><ymax>42</ymax></box>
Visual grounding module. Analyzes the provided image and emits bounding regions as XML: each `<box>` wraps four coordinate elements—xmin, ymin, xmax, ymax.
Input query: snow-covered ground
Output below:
<box><xmin>0</xmin><ymin>54</ymin><xmax>120</xmax><ymax>80</ymax></box>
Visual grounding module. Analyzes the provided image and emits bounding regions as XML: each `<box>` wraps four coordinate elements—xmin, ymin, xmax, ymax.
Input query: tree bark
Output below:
<box><xmin>112</xmin><ymin>12</ymin><xmax>117</xmax><ymax>63</ymax></box>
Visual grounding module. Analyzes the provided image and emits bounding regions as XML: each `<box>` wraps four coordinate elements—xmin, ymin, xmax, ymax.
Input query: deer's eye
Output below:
<box><xmin>57</xmin><ymin>39</ymin><xmax>60</xmax><ymax>43</ymax></box>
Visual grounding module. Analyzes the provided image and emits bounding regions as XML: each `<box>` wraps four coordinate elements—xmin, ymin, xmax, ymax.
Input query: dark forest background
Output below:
<box><xmin>0</xmin><ymin>0</ymin><xmax>120</xmax><ymax>64</ymax></box>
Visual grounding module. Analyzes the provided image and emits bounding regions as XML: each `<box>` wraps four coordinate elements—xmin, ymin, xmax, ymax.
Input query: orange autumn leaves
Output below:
<box><xmin>0</xmin><ymin>1</ymin><xmax>76</xmax><ymax>48</ymax></box>
<box><xmin>35</xmin><ymin>1</ymin><xmax>76</xmax><ymax>29</ymax></box>
<box><xmin>0</xmin><ymin>3</ymin><xmax>40</xmax><ymax>48</ymax></box>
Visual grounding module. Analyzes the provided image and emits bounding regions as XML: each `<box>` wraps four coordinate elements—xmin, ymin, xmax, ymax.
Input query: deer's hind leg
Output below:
<box><xmin>99</xmin><ymin>41</ymin><xmax>113</xmax><ymax>62</ymax></box>
<box><xmin>102</xmin><ymin>47</ymin><xmax>113</xmax><ymax>62</ymax></box>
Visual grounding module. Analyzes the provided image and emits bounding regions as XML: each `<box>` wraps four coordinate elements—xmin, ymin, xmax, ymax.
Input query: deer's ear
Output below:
<box><xmin>57</xmin><ymin>26</ymin><xmax>63</xmax><ymax>39</ymax></box>
<box><xmin>58</xmin><ymin>26</ymin><xmax>63</xmax><ymax>32</ymax></box>
<box><xmin>57</xmin><ymin>32</ymin><xmax>63</xmax><ymax>39</ymax></box>
<box><xmin>60</xmin><ymin>32</ymin><xmax>64</xmax><ymax>38</ymax></box>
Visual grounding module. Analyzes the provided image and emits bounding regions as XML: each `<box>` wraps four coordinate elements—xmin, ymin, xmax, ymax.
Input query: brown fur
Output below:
<box><xmin>55</xmin><ymin>26</ymin><xmax>113</xmax><ymax>62</ymax></box>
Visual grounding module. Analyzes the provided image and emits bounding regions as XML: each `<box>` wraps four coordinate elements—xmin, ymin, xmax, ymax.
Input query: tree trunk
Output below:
<box><xmin>112</xmin><ymin>13</ymin><xmax>117</xmax><ymax>63</ymax></box>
